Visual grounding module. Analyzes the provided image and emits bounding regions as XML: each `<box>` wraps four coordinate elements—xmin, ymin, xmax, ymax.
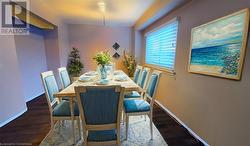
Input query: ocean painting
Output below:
<box><xmin>188</xmin><ymin>9</ymin><xmax>249</xmax><ymax>80</ymax></box>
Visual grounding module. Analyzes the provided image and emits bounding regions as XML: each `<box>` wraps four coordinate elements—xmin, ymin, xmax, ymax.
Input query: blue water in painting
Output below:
<box><xmin>190</xmin><ymin>43</ymin><xmax>242</xmax><ymax>67</ymax></box>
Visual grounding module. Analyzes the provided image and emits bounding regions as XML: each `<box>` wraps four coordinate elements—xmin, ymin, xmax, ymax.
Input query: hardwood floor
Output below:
<box><xmin>0</xmin><ymin>94</ymin><xmax>204</xmax><ymax>146</ymax></box>
<box><xmin>0</xmin><ymin>94</ymin><xmax>50</xmax><ymax>146</ymax></box>
<box><xmin>153</xmin><ymin>103</ymin><xmax>204</xmax><ymax>146</ymax></box>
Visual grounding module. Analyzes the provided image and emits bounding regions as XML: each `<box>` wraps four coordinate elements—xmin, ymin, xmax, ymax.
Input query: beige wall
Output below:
<box><xmin>68</xmin><ymin>24</ymin><xmax>132</xmax><ymax>72</ymax></box>
<box><xmin>15</xmin><ymin>26</ymin><xmax>48</xmax><ymax>102</ymax></box>
<box><xmin>139</xmin><ymin>0</ymin><xmax>250</xmax><ymax>145</ymax></box>
<box><xmin>0</xmin><ymin>35</ymin><xmax>27</xmax><ymax>127</ymax></box>
<box><xmin>0</xmin><ymin>1</ymin><xmax>69</xmax><ymax>126</ymax></box>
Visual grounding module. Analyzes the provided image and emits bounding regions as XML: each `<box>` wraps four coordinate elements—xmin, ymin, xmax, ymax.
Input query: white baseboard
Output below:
<box><xmin>25</xmin><ymin>91</ymin><xmax>45</xmax><ymax>102</ymax></box>
<box><xmin>0</xmin><ymin>107</ymin><xmax>27</xmax><ymax>128</ymax></box>
<box><xmin>155</xmin><ymin>100</ymin><xmax>210</xmax><ymax>146</ymax></box>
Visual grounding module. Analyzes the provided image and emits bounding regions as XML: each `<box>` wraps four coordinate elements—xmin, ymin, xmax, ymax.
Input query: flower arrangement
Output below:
<box><xmin>93</xmin><ymin>51</ymin><xmax>111</xmax><ymax>79</ymax></box>
<box><xmin>67</xmin><ymin>47</ymin><xmax>83</xmax><ymax>77</ymax></box>
<box><xmin>123</xmin><ymin>51</ymin><xmax>137</xmax><ymax>77</ymax></box>
<box><xmin>93</xmin><ymin>51</ymin><xmax>111</xmax><ymax>66</ymax></box>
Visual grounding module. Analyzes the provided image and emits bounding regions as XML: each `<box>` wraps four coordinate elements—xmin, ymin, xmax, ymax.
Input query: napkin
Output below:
<box><xmin>115</xmin><ymin>75</ymin><xmax>128</xmax><ymax>81</ymax></box>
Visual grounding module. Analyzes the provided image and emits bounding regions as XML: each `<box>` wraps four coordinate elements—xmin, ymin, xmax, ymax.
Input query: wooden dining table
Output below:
<box><xmin>54</xmin><ymin>70</ymin><xmax>140</xmax><ymax>143</ymax></box>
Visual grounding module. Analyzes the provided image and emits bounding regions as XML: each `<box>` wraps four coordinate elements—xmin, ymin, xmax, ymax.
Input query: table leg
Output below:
<box><xmin>69</xmin><ymin>97</ymin><xmax>75</xmax><ymax>144</ymax></box>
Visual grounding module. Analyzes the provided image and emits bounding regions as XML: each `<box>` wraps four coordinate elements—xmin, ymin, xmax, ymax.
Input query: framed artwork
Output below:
<box><xmin>188</xmin><ymin>9</ymin><xmax>249</xmax><ymax>80</ymax></box>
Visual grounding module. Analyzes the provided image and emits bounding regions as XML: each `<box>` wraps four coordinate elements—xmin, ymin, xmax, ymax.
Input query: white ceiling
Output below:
<box><xmin>31</xmin><ymin>0</ymin><xmax>155</xmax><ymax>26</ymax></box>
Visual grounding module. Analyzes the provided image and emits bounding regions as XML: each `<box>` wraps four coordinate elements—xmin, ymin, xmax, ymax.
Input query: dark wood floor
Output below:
<box><xmin>0</xmin><ymin>94</ymin><xmax>204</xmax><ymax>146</ymax></box>
<box><xmin>153</xmin><ymin>103</ymin><xmax>204</xmax><ymax>146</ymax></box>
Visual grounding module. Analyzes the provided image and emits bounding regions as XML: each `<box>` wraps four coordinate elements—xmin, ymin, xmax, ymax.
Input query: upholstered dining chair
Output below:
<box><xmin>123</xmin><ymin>70</ymin><xmax>161</xmax><ymax>140</ymax></box>
<box><xmin>133</xmin><ymin>65</ymin><xmax>143</xmax><ymax>84</ymax></box>
<box><xmin>124</xmin><ymin>67</ymin><xmax>151</xmax><ymax>99</ymax></box>
<box><xmin>75</xmin><ymin>85</ymin><xmax>125</xmax><ymax>146</ymax></box>
<box><xmin>40</xmin><ymin>71</ymin><xmax>80</xmax><ymax>143</ymax></box>
<box><xmin>58</xmin><ymin>67</ymin><xmax>71</xmax><ymax>89</ymax></box>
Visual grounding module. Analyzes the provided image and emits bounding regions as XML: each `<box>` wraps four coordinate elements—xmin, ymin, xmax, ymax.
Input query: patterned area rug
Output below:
<box><xmin>40</xmin><ymin>116</ymin><xmax>167</xmax><ymax>146</ymax></box>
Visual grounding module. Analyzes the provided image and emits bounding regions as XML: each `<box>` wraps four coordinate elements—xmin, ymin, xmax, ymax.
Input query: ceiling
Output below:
<box><xmin>30</xmin><ymin>0</ymin><xmax>155</xmax><ymax>26</ymax></box>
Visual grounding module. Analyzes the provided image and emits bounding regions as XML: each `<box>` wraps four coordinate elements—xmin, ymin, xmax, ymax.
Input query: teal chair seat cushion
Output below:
<box><xmin>87</xmin><ymin>130</ymin><xmax>117</xmax><ymax>142</ymax></box>
<box><xmin>124</xmin><ymin>91</ymin><xmax>141</xmax><ymax>99</ymax></box>
<box><xmin>124</xmin><ymin>99</ymin><xmax>150</xmax><ymax>113</ymax></box>
<box><xmin>52</xmin><ymin>100</ymin><xmax>79</xmax><ymax>116</ymax></box>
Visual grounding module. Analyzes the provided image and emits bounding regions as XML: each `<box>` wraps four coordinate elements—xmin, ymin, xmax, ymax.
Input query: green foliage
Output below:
<box><xmin>221</xmin><ymin>52</ymin><xmax>240</xmax><ymax>75</ymax></box>
<box><xmin>93</xmin><ymin>51</ymin><xmax>111</xmax><ymax>66</ymax></box>
<box><xmin>67</xmin><ymin>47</ymin><xmax>83</xmax><ymax>76</ymax></box>
<box><xmin>123</xmin><ymin>51</ymin><xmax>137</xmax><ymax>77</ymax></box>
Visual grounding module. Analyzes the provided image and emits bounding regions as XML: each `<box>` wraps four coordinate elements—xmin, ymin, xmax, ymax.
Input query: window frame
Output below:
<box><xmin>144</xmin><ymin>17</ymin><xmax>179</xmax><ymax>74</ymax></box>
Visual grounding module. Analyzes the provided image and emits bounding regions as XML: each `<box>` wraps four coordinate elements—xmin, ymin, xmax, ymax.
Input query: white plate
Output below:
<box><xmin>96</xmin><ymin>79</ymin><xmax>109</xmax><ymax>85</ymax></box>
<box><xmin>85</xmin><ymin>71</ymin><xmax>98</xmax><ymax>76</ymax></box>
<box><xmin>79</xmin><ymin>76</ymin><xmax>93</xmax><ymax>82</ymax></box>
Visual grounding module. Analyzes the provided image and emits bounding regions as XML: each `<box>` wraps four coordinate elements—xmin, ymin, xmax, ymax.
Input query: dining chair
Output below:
<box><xmin>123</xmin><ymin>70</ymin><xmax>161</xmax><ymax>140</ymax></box>
<box><xmin>40</xmin><ymin>71</ymin><xmax>80</xmax><ymax>143</ymax></box>
<box><xmin>124</xmin><ymin>67</ymin><xmax>151</xmax><ymax>99</ymax></box>
<box><xmin>58</xmin><ymin>67</ymin><xmax>71</xmax><ymax>89</ymax></box>
<box><xmin>133</xmin><ymin>65</ymin><xmax>143</xmax><ymax>84</ymax></box>
<box><xmin>75</xmin><ymin>85</ymin><xmax>125</xmax><ymax>146</ymax></box>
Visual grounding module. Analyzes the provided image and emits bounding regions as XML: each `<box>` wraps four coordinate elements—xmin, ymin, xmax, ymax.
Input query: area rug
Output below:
<box><xmin>40</xmin><ymin>116</ymin><xmax>168</xmax><ymax>146</ymax></box>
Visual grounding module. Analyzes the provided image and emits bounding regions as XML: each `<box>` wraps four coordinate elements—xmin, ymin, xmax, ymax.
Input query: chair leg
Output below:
<box><xmin>123</xmin><ymin>111</ymin><xmax>125</xmax><ymax>125</ymax></box>
<box><xmin>69</xmin><ymin>98</ymin><xmax>75</xmax><ymax>144</ymax></box>
<box><xmin>50</xmin><ymin>117</ymin><xmax>54</xmax><ymax>129</ymax></box>
<box><xmin>117</xmin><ymin>128</ymin><xmax>121</xmax><ymax>146</ymax></box>
<box><xmin>125</xmin><ymin>115</ymin><xmax>129</xmax><ymax>140</ymax></box>
<box><xmin>51</xmin><ymin>118</ymin><xmax>54</xmax><ymax>134</ymax></box>
<box><xmin>149</xmin><ymin>113</ymin><xmax>153</xmax><ymax>140</ymax></box>
<box><xmin>62</xmin><ymin>120</ymin><xmax>65</xmax><ymax>127</ymax></box>
<box><xmin>72</xmin><ymin>120</ymin><xmax>75</xmax><ymax>143</ymax></box>
<box><xmin>77</xmin><ymin>118</ymin><xmax>81</xmax><ymax>138</ymax></box>
<box><xmin>144</xmin><ymin>115</ymin><xmax>147</xmax><ymax>121</ymax></box>
<box><xmin>83</xmin><ymin>128</ymin><xmax>87</xmax><ymax>146</ymax></box>
<box><xmin>58</xmin><ymin>120</ymin><xmax>61</xmax><ymax>133</ymax></box>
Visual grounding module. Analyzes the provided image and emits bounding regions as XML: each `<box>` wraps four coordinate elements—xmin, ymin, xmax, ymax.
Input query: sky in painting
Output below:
<box><xmin>191</xmin><ymin>12</ymin><xmax>246</xmax><ymax>49</ymax></box>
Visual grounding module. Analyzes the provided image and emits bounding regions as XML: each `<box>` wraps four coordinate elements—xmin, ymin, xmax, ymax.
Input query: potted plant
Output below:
<box><xmin>67</xmin><ymin>47</ymin><xmax>84</xmax><ymax>81</ymax></box>
<box><xmin>93</xmin><ymin>51</ymin><xmax>111</xmax><ymax>79</ymax></box>
<box><xmin>123</xmin><ymin>51</ymin><xmax>137</xmax><ymax>77</ymax></box>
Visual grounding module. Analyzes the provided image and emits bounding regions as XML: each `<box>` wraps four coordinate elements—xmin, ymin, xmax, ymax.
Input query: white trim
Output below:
<box><xmin>0</xmin><ymin>107</ymin><xmax>27</xmax><ymax>128</ymax></box>
<box><xmin>25</xmin><ymin>91</ymin><xmax>45</xmax><ymax>102</ymax></box>
<box><xmin>155</xmin><ymin>100</ymin><xmax>210</xmax><ymax>146</ymax></box>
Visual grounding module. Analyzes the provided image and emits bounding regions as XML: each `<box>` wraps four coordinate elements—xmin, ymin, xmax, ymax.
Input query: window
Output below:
<box><xmin>145</xmin><ymin>18</ymin><xmax>179</xmax><ymax>71</ymax></box>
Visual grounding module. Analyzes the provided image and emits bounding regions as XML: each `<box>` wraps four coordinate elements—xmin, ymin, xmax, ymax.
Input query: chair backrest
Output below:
<box><xmin>138</xmin><ymin>67</ymin><xmax>150</xmax><ymax>89</ymax></box>
<box><xmin>58</xmin><ymin>67</ymin><xmax>71</xmax><ymax>89</ymax></box>
<box><xmin>40</xmin><ymin>71</ymin><xmax>59</xmax><ymax>113</ymax></box>
<box><xmin>75</xmin><ymin>85</ymin><xmax>125</xmax><ymax>130</ymax></box>
<box><xmin>133</xmin><ymin>65</ymin><xmax>143</xmax><ymax>84</ymax></box>
<box><xmin>145</xmin><ymin>70</ymin><xmax>161</xmax><ymax>99</ymax></box>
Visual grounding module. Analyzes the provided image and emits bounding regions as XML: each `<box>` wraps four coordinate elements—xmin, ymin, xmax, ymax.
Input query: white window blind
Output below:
<box><xmin>145</xmin><ymin>19</ymin><xmax>179</xmax><ymax>70</ymax></box>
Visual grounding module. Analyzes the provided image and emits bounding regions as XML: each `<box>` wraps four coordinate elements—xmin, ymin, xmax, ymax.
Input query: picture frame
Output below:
<box><xmin>188</xmin><ymin>8</ymin><xmax>249</xmax><ymax>80</ymax></box>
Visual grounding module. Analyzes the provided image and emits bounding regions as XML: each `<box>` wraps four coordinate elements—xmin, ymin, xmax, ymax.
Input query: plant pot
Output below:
<box><xmin>70</xmin><ymin>76</ymin><xmax>79</xmax><ymax>82</ymax></box>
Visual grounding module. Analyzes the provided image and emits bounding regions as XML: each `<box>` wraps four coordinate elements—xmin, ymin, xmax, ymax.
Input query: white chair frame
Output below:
<box><xmin>124</xmin><ymin>70</ymin><xmax>162</xmax><ymax>140</ymax></box>
<box><xmin>75</xmin><ymin>85</ymin><xmax>125</xmax><ymax>146</ymax></box>
<box><xmin>41</xmin><ymin>71</ymin><xmax>80</xmax><ymax>143</ymax></box>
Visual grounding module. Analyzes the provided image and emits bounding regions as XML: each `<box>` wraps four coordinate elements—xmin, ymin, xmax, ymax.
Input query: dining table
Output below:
<box><xmin>54</xmin><ymin>70</ymin><xmax>140</xmax><ymax>143</ymax></box>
